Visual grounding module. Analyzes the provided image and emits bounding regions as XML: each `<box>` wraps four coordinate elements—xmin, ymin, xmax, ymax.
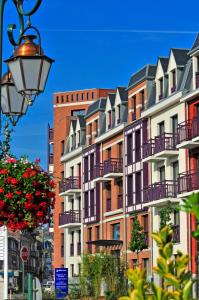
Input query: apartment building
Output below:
<box><xmin>53</xmin><ymin>88</ymin><xmax>115</xmax><ymax>272</ymax></box>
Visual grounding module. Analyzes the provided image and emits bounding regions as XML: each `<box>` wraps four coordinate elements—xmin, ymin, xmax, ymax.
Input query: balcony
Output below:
<box><xmin>93</xmin><ymin>163</ymin><xmax>107</xmax><ymax>182</ymax></box>
<box><xmin>143</xmin><ymin>180</ymin><xmax>178</xmax><ymax>206</ymax></box>
<box><xmin>59</xmin><ymin>210</ymin><xmax>81</xmax><ymax>227</ymax></box>
<box><xmin>142</xmin><ymin>133</ymin><xmax>178</xmax><ymax>162</ymax></box>
<box><xmin>177</xmin><ymin>118</ymin><xmax>199</xmax><ymax>149</ymax></box>
<box><xmin>178</xmin><ymin>170</ymin><xmax>199</xmax><ymax>196</ymax></box>
<box><xmin>103</xmin><ymin>158</ymin><xmax>123</xmax><ymax>178</ymax></box>
<box><xmin>59</xmin><ymin>176</ymin><xmax>81</xmax><ymax>195</ymax></box>
<box><xmin>117</xmin><ymin>194</ymin><xmax>123</xmax><ymax>209</ymax></box>
<box><xmin>70</xmin><ymin>243</ymin><xmax>74</xmax><ymax>256</ymax></box>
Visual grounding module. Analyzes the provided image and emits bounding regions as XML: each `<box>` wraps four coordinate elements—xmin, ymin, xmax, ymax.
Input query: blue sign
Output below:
<box><xmin>55</xmin><ymin>268</ymin><xmax>68</xmax><ymax>299</ymax></box>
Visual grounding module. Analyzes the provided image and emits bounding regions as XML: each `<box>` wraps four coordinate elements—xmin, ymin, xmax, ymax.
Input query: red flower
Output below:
<box><xmin>35</xmin><ymin>158</ymin><xmax>40</xmax><ymax>163</ymax></box>
<box><xmin>6</xmin><ymin>157</ymin><xmax>17</xmax><ymax>163</ymax></box>
<box><xmin>16</xmin><ymin>191</ymin><xmax>22</xmax><ymax>195</ymax></box>
<box><xmin>6</xmin><ymin>177</ymin><xmax>12</xmax><ymax>183</ymax></box>
<box><xmin>30</xmin><ymin>170</ymin><xmax>37</xmax><ymax>177</ymax></box>
<box><xmin>49</xmin><ymin>180</ymin><xmax>54</xmax><ymax>188</ymax></box>
<box><xmin>0</xmin><ymin>200</ymin><xmax>5</xmax><ymax>210</ymax></box>
<box><xmin>0</xmin><ymin>187</ymin><xmax>4</xmax><ymax>193</ymax></box>
<box><xmin>0</xmin><ymin>169</ymin><xmax>8</xmax><ymax>174</ymax></box>
<box><xmin>33</xmin><ymin>181</ymin><xmax>38</xmax><ymax>187</ymax></box>
<box><xmin>48</xmin><ymin>191</ymin><xmax>55</xmax><ymax>198</ymax></box>
<box><xmin>22</xmin><ymin>172</ymin><xmax>30</xmax><ymax>179</ymax></box>
<box><xmin>35</xmin><ymin>191</ymin><xmax>41</xmax><ymax>196</ymax></box>
<box><xmin>36</xmin><ymin>211</ymin><xmax>44</xmax><ymax>218</ymax></box>
<box><xmin>24</xmin><ymin>202</ymin><xmax>33</xmax><ymax>210</ymax></box>
<box><xmin>25</xmin><ymin>194</ymin><xmax>33</xmax><ymax>201</ymax></box>
<box><xmin>6</xmin><ymin>193</ymin><xmax>13</xmax><ymax>199</ymax></box>
<box><xmin>11</xmin><ymin>178</ymin><xmax>18</xmax><ymax>185</ymax></box>
<box><xmin>40</xmin><ymin>202</ymin><xmax>47</xmax><ymax>208</ymax></box>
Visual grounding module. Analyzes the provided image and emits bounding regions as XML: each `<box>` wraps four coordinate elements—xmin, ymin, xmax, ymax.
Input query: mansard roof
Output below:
<box><xmin>85</xmin><ymin>98</ymin><xmax>107</xmax><ymax>118</ymax></box>
<box><xmin>128</xmin><ymin>64</ymin><xmax>156</xmax><ymax>89</ymax></box>
<box><xmin>117</xmin><ymin>87</ymin><xmax>128</xmax><ymax>102</ymax></box>
<box><xmin>171</xmin><ymin>48</ymin><xmax>189</xmax><ymax>66</ymax></box>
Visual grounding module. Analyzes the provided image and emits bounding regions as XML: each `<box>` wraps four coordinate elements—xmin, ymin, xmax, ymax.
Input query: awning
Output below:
<box><xmin>86</xmin><ymin>239</ymin><xmax>123</xmax><ymax>247</ymax></box>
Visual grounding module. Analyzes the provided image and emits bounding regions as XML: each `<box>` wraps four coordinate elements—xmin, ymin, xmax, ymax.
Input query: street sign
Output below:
<box><xmin>20</xmin><ymin>246</ymin><xmax>29</xmax><ymax>262</ymax></box>
<box><xmin>55</xmin><ymin>268</ymin><xmax>68</xmax><ymax>299</ymax></box>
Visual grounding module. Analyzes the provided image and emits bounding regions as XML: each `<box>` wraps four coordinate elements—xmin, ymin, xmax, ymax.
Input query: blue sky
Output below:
<box><xmin>3</xmin><ymin>0</ymin><xmax>199</xmax><ymax>169</ymax></box>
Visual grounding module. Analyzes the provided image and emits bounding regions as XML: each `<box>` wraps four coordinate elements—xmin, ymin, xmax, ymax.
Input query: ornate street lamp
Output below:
<box><xmin>1</xmin><ymin>72</ymin><xmax>28</xmax><ymax>125</ymax></box>
<box><xmin>5</xmin><ymin>32</ymin><xmax>54</xmax><ymax>105</ymax></box>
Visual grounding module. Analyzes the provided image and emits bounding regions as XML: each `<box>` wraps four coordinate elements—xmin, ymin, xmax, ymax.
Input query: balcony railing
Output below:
<box><xmin>70</xmin><ymin>243</ymin><xmax>74</xmax><ymax>256</ymax></box>
<box><xmin>103</xmin><ymin>158</ymin><xmax>123</xmax><ymax>176</ymax></box>
<box><xmin>143</xmin><ymin>180</ymin><xmax>177</xmax><ymax>203</ymax></box>
<box><xmin>142</xmin><ymin>139</ymin><xmax>154</xmax><ymax>159</ymax></box>
<box><xmin>93</xmin><ymin>163</ymin><xmax>104</xmax><ymax>179</ymax></box>
<box><xmin>196</xmin><ymin>72</ymin><xmax>199</xmax><ymax>89</ymax></box>
<box><xmin>177</xmin><ymin>118</ymin><xmax>199</xmax><ymax>144</ymax></box>
<box><xmin>59</xmin><ymin>176</ymin><xmax>81</xmax><ymax>193</ymax></box>
<box><xmin>117</xmin><ymin>194</ymin><xmax>123</xmax><ymax>209</ymax></box>
<box><xmin>154</xmin><ymin>133</ymin><xmax>177</xmax><ymax>154</ymax></box>
<box><xmin>59</xmin><ymin>210</ymin><xmax>81</xmax><ymax>226</ymax></box>
<box><xmin>106</xmin><ymin>198</ymin><xmax>111</xmax><ymax>212</ymax></box>
<box><xmin>173</xmin><ymin>225</ymin><xmax>180</xmax><ymax>243</ymax></box>
<box><xmin>77</xmin><ymin>242</ymin><xmax>81</xmax><ymax>256</ymax></box>
<box><xmin>178</xmin><ymin>170</ymin><xmax>199</xmax><ymax>194</ymax></box>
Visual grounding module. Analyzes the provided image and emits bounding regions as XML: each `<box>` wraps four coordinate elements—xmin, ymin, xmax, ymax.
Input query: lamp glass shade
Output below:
<box><xmin>6</xmin><ymin>56</ymin><xmax>53</xmax><ymax>96</ymax></box>
<box><xmin>1</xmin><ymin>82</ymin><xmax>28</xmax><ymax>116</ymax></box>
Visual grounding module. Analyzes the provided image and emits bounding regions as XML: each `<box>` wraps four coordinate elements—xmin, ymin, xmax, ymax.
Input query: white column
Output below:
<box><xmin>4</xmin><ymin>226</ymin><xmax>8</xmax><ymax>300</ymax></box>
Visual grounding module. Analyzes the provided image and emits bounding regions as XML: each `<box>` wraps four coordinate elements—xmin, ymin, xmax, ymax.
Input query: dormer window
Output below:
<box><xmin>70</xmin><ymin>135</ymin><xmax>73</xmax><ymax>151</ymax></box>
<box><xmin>171</xmin><ymin>69</ymin><xmax>176</xmax><ymax>93</ymax></box>
<box><xmin>140</xmin><ymin>90</ymin><xmax>145</xmax><ymax>111</ymax></box>
<box><xmin>73</xmin><ymin>133</ymin><xmax>76</xmax><ymax>149</ymax></box>
<box><xmin>108</xmin><ymin>111</ymin><xmax>112</xmax><ymax>129</ymax></box>
<box><xmin>159</xmin><ymin>77</ymin><xmax>163</xmax><ymax>100</ymax></box>
<box><xmin>77</xmin><ymin>131</ymin><xmax>81</xmax><ymax>147</ymax></box>
<box><xmin>117</xmin><ymin>105</ymin><xmax>121</xmax><ymax>124</ymax></box>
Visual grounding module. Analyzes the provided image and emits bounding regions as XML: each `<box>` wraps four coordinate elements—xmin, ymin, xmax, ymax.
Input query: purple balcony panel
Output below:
<box><xmin>154</xmin><ymin>133</ymin><xmax>177</xmax><ymax>154</ymax></box>
<box><xmin>196</xmin><ymin>72</ymin><xmax>199</xmax><ymax>89</ymax></box>
<box><xmin>93</xmin><ymin>163</ymin><xmax>104</xmax><ymax>179</ymax></box>
<box><xmin>117</xmin><ymin>194</ymin><xmax>123</xmax><ymax>209</ymax></box>
<box><xmin>171</xmin><ymin>86</ymin><xmax>176</xmax><ymax>93</ymax></box>
<box><xmin>142</xmin><ymin>139</ymin><xmax>154</xmax><ymax>159</ymax></box>
<box><xmin>143</xmin><ymin>180</ymin><xmax>177</xmax><ymax>203</ymax></box>
<box><xmin>77</xmin><ymin>242</ymin><xmax>81</xmax><ymax>255</ymax></box>
<box><xmin>59</xmin><ymin>210</ymin><xmax>81</xmax><ymax>226</ymax></box>
<box><xmin>103</xmin><ymin>158</ymin><xmax>123</xmax><ymax>176</ymax></box>
<box><xmin>106</xmin><ymin>198</ymin><xmax>111</xmax><ymax>212</ymax></box>
<box><xmin>70</xmin><ymin>243</ymin><xmax>74</xmax><ymax>256</ymax></box>
<box><xmin>49</xmin><ymin>153</ymin><xmax>54</xmax><ymax>164</ymax></box>
<box><xmin>177</xmin><ymin>120</ymin><xmax>192</xmax><ymax>144</ymax></box>
<box><xmin>178</xmin><ymin>170</ymin><xmax>199</xmax><ymax>194</ymax></box>
<box><xmin>173</xmin><ymin>225</ymin><xmax>180</xmax><ymax>243</ymax></box>
<box><xmin>59</xmin><ymin>176</ymin><xmax>81</xmax><ymax>193</ymax></box>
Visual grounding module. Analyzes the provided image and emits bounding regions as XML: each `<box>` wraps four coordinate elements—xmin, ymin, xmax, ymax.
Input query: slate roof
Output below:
<box><xmin>108</xmin><ymin>93</ymin><xmax>116</xmax><ymax>106</ymax></box>
<box><xmin>78</xmin><ymin>116</ymin><xmax>86</xmax><ymax>129</ymax></box>
<box><xmin>85</xmin><ymin>98</ymin><xmax>107</xmax><ymax>118</ymax></box>
<box><xmin>172</xmin><ymin>48</ymin><xmax>189</xmax><ymax>66</ymax></box>
<box><xmin>191</xmin><ymin>33</ymin><xmax>199</xmax><ymax>51</ymax></box>
<box><xmin>159</xmin><ymin>57</ymin><xmax>169</xmax><ymax>73</ymax></box>
<box><xmin>117</xmin><ymin>87</ymin><xmax>128</xmax><ymax>102</ymax></box>
<box><xmin>128</xmin><ymin>64</ymin><xmax>156</xmax><ymax>89</ymax></box>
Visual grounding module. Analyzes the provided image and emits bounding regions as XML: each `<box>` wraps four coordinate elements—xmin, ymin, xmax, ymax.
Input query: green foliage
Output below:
<box><xmin>180</xmin><ymin>193</ymin><xmax>199</xmax><ymax>239</ymax></box>
<box><xmin>68</xmin><ymin>285</ymin><xmax>81</xmax><ymax>300</ymax></box>
<box><xmin>120</xmin><ymin>226</ymin><xmax>195</xmax><ymax>300</ymax></box>
<box><xmin>0</xmin><ymin>121</ymin><xmax>12</xmax><ymax>159</ymax></box>
<box><xmin>79</xmin><ymin>252</ymin><xmax>127</xmax><ymax>299</ymax></box>
<box><xmin>159</xmin><ymin>202</ymin><xmax>174</xmax><ymax>229</ymax></box>
<box><xmin>129</xmin><ymin>213</ymin><xmax>146</xmax><ymax>254</ymax></box>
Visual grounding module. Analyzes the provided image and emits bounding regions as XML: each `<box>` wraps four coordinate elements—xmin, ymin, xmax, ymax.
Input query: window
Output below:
<box><xmin>90</xmin><ymin>189</ymin><xmax>95</xmax><ymax>216</ymax></box>
<box><xmin>127</xmin><ymin>134</ymin><xmax>132</xmax><ymax>164</ymax></box>
<box><xmin>61</xmin><ymin>95</ymin><xmax>64</xmax><ymax>103</ymax></box>
<box><xmin>172</xmin><ymin>115</ymin><xmax>178</xmax><ymax>135</ymax></box>
<box><xmin>133</xmin><ymin>95</ymin><xmax>136</xmax><ymax>112</ymax></box>
<box><xmin>159</xmin><ymin>166</ymin><xmax>165</xmax><ymax>182</ymax></box>
<box><xmin>71</xmin><ymin>109</ymin><xmax>85</xmax><ymax>116</ymax></box>
<box><xmin>96</xmin><ymin>226</ymin><xmax>100</xmax><ymax>240</ymax></box>
<box><xmin>84</xmin><ymin>156</ymin><xmax>88</xmax><ymax>182</ymax></box>
<box><xmin>106</xmin><ymin>183</ymin><xmax>111</xmax><ymax>211</ymax></box>
<box><xmin>56</xmin><ymin>96</ymin><xmax>59</xmax><ymax>103</ymax></box>
<box><xmin>87</xmin><ymin>92</ymin><xmax>89</xmax><ymax>100</ymax></box>
<box><xmin>71</xmin><ymin>94</ymin><xmax>73</xmax><ymax>101</ymax></box>
<box><xmin>84</xmin><ymin>192</ymin><xmax>89</xmax><ymax>218</ymax></box>
<box><xmin>135</xmin><ymin>172</ymin><xmax>141</xmax><ymax>204</ymax></box>
<box><xmin>88</xmin><ymin>227</ymin><xmax>92</xmax><ymax>241</ymax></box>
<box><xmin>117</xmin><ymin>179</ymin><xmax>123</xmax><ymax>208</ymax></box>
<box><xmin>173</xmin><ymin>210</ymin><xmax>180</xmax><ymax>243</ymax></box>
<box><xmin>173</xmin><ymin>161</ymin><xmax>179</xmax><ymax>182</ymax></box>
<box><xmin>76</xmin><ymin>94</ymin><xmax>79</xmax><ymax>101</ymax></box>
<box><xmin>61</xmin><ymin>202</ymin><xmax>64</xmax><ymax>213</ymax></box>
<box><xmin>71</xmin><ymin>264</ymin><xmax>74</xmax><ymax>277</ymax></box>
<box><xmin>132</xmin><ymin>259</ymin><xmax>137</xmax><ymax>268</ymax></box>
<box><xmin>127</xmin><ymin>174</ymin><xmax>133</xmax><ymax>206</ymax></box>
<box><xmin>108</xmin><ymin>111</ymin><xmax>112</xmax><ymax>129</ymax></box>
<box><xmin>159</xmin><ymin>121</ymin><xmax>165</xmax><ymax>135</ymax></box>
<box><xmin>140</xmin><ymin>90</ymin><xmax>145</xmax><ymax>111</ymax></box>
<box><xmin>70</xmin><ymin>199</ymin><xmax>74</xmax><ymax>211</ymax></box>
<box><xmin>61</xmin><ymin>233</ymin><xmax>64</xmax><ymax>257</ymax></box>
<box><xmin>92</xmin><ymin>92</ymin><xmax>95</xmax><ymax>99</ymax></box>
<box><xmin>61</xmin><ymin>171</ymin><xmax>64</xmax><ymax>180</ymax></box>
<box><xmin>66</xmin><ymin>95</ymin><xmax>69</xmax><ymax>102</ymax></box>
<box><xmin>95</xmin><ymin>119</ymin><xmax>98</xmax><ymax>137</ymax></box>
<box><xmin>112</xmin><ymin>223</ymin><xmax>120</xmax><ymax>240</ymax></box>
<box><xmin>70</xmin><ymin>166</ymin><xmax>74</xmax><ymax>177</ymax></box>
<box><xmin>171</xmin><ymin>69</ymin><xmax>176</xmax><ymax>92</ymax></box>
<box><xmin>143</xmin><ymin>258</ymin><xmax>149</xmax><ymax>275</ymax></box>
<box><xmin>107</xmin><ymin>147</ymin><xmax>111</xmax><ymax>160</ymax></box>
<box><xmin>118</xmin><ymin>142</ymin><xmax>123</xmax><ymax>159</ymax></box>
<box><xmin>90</xmin><ymin>153</ymin><xmax>94</xmax><ymax>180</ymax></box>
<box><xmin>135</xmin><ymin>129</ymin><xmax>141</xmax><ymax>162</ymax></box>
<box><xmin>117</xmin><ymin>105</ymin><xmax>121</xmax><ymax>123</ymax></box>
<box><xmin>159</xmin><ymin>77</ymin><xmax>163</xmax><ymax>99</ymax></box>
<box><xmin>61</xmin><ymin>140</ymin><xmax>65</xmax><ymax>155</ymax></box>
<box><xmin>77</xmin><ymin>130</ymin><xmax>81</xmax><ymax>146</ymax></box>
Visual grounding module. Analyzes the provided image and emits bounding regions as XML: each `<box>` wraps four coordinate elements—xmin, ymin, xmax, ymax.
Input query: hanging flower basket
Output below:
<box><xmin>0</xmin><ymin>156</ymin><xmax>55</xmax><ymax>230</ymax></box>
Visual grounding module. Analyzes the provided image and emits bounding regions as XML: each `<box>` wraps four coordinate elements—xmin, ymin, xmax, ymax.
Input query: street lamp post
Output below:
<box><xmin>0</xmin><ymin>1</ymin><xmax>54</xmax><ymax>299</ymax></box>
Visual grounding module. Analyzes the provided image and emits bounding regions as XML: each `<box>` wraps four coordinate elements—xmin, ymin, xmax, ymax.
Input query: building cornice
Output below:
<box><xmin>60</xmin><ymin>146</ymin><xmax>84</xmax><ymax>163</ymax></box>
<box><xmin>95</xmin><ymin>123</ymin><xmax>126</xmax><ymax>143</ymax></box>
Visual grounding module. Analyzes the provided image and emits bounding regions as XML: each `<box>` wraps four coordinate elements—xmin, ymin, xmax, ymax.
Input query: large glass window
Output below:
<box><xmin>159</xmin><ymin>166</ymin><xmax>165</xmax><ymax>182</ymax></box>
<box><xmin>172</xmin><ymin>115</ymin><xmax>178</xmax><ymax>135</ymax></box>
<box><xmin>159</xmin><ymin>121</ymin><xmax>165</xmax><ymax>135</ymax></box>
<box><xmin>135</xmin><ymin>129</ymin><xmax>141</xmax><ymax>162</ymax></box>
<box><xmin>112</xmin><ymin>223</ymin><xmax>120</xmax><ymax>240</ymax></box>
<box><xmin>127</xmin><ymin>134</ymin><xmax>132</xmax><ymax>164</ymax></box>
<box><xmin>71</xmin><ymin>109</ymin><xmax>85</xmax><ymax>116</ymax></box>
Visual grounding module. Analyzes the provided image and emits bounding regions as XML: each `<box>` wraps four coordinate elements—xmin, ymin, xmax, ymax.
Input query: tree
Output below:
<box><xmin>159</xmin><ymin>202</ymin><xmax>174</xmax><ymax>229</ymax></box>
<box><xmin>129</xmin><ymin>213</ymin><xmax>146</xmax><ymax>264</ymax></box>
